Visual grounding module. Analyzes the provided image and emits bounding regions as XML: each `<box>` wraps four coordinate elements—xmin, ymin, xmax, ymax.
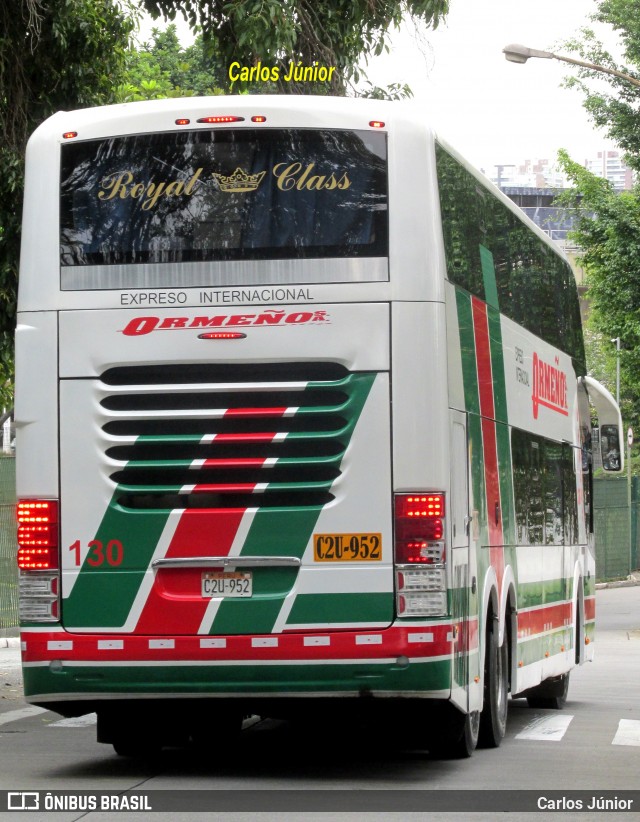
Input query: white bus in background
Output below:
<box><xmin>15</xmin><ymin>95</ymin><xmax>623</xmax><ymax>758</ymax></box>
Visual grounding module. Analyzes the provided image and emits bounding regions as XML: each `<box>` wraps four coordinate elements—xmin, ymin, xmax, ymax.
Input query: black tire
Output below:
<box><xmin>112</xmin><ymin>735</ymin><xmax>162</xmax><ymax>758</ymax></box>
<box><xmin>428</xmin><ymin>704</ymin><xmax>480</xmax><ymax>759</ymax></box>
<box><xmin>478</xmin><ymin>624</ymin><xmax>508</xmax><ymax>748</ymax></box>
<box><xmin>525</xmin><ymin>672</ymin><xmax>570</xmax><ymax>710</ymax></box>
<box><xmin>189</xmin><ymin>712</ymin><xmax>242</xmax><ymax>752</ymax></box>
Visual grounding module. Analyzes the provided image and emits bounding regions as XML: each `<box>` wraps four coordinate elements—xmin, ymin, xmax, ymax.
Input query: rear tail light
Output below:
<box><xmin>394</xmin><ymin>493</ymin><xmax>447</xmax><ymax>617</ymax></box>
<box><xmin>17</xmin><ymin>500</ymin><xmax>60</xmax><ymax>623</ymax></box>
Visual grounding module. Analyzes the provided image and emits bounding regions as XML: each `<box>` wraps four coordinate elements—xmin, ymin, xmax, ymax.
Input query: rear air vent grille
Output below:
<box><xmin>99</xmin><ymin>362</ymin><xmax>370</xmax><ymax>511</ymax></box>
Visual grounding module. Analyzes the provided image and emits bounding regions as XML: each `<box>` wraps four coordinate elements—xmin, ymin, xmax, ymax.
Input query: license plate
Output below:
<box><xmin>201</xmin><ymin>571</ymin><xmax>253</xmax><ymax>598</ymax></box>
<box><xmin>314</xmin><ymin>533</ymin><xmax>382</xmax><ymax>562</ymax></box>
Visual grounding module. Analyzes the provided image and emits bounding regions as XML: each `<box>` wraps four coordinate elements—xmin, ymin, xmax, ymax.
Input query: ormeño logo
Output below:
<box><xmin>531</xmin><ymin>352</ymin><xmax>568</xmax><ymax>420</ymax></box>
<box><xmin>121</xmin><ymin>309</ymin><xmax>330</xmax><ymax>336</ymax></box>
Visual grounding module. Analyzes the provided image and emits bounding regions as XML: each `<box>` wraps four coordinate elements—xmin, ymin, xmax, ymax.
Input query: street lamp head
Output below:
<box><xmin>503</xmin><ymin>43</ymin><xmax>555</xmax><ymax>64</ymax></box>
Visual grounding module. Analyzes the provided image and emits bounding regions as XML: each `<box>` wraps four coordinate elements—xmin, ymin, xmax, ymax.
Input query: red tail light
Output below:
<box><xmin>197</xmin><ymin>115</ymin><xmax>245</xmax><ymax>124</ymax></box>
<box><xmin>17</xmin><ymin>500</ymin><xmax>59</xmax><ymax>570</ymax></box>
<box><xmin>394</xmin><ymin>494</ymin><xmax>445</xmax><ymax>563</ymax></box>
<box><xmin>394</xmin><ymin>493</ymin><xmax>447</xmax><ymax>617</ymax></box>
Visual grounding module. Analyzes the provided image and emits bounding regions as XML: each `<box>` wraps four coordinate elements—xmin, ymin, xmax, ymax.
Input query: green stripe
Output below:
<box><xmin>455</xmin><ymin>289</ymin><xmax>480</xmax><ymax>415</ymax></box>
<box><xmin>479</xmin><ymin>244</ymin><xmax>499</xmax><ymax>310</ymax></box>
<box><xmin>485</xmin><ymin>306</ymin><xmax>515</xmax><ymax>543</ymax></box>
<box><xmin>62</xmin><ymin>505</ymin><xmax>170</xmax><ymax>628</ymax></box>
<box><xmin>287</xmin><ymin>592</ymin><xmax>392</xmax><ymax>625</ymax></box>
<box><xmin>516</xmin><ymin>628</ymin><xmax>573</xmax><ymax>666</ymax></box>
<box><xmin>23</xmin><ymin>658</ymin><xmax>451</xmax><ymax>697</ymax></box>
<box><xmin>518</xmin><ymin>580</ymin><xmax>569</xmax><ymax>610</ymax></box>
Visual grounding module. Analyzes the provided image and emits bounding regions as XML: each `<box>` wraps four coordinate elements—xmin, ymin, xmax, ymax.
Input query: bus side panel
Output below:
<box><xmin>15</xmin><ymin>312</ymin><xmax>59</xmax><ymax>498</ymax></box>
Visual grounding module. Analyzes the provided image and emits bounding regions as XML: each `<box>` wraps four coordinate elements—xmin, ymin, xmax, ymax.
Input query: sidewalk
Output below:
<box><xmin>596</xmin><ymin>570</ymin><xmax>640</xmax><ymax>589</ymax></box>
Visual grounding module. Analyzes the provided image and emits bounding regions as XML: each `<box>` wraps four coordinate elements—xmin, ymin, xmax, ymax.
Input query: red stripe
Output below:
<box><xmin>471</xmin><ymin>298</ymin><xmax>496</xmax><ymax>421</ymax></box>
<box><xmin>471</xmin><ymin>298</ymin><xmax>504</xmax><ymax>583</ymax></box>
<box><xmin>517</xmin><ymin>602</ymin><xmax>572</xmax><ymax>638</ymax></box>
<box><xmin>22</xmin><ymin>623</ymin><xmax>477</xmax><ymax>663</ymax></box>
<box><xmin>201</xmin><ymin>458</ymin><xmax>268</xmax><ymax>468</ymax></box>
<box><xmin>224</xmin><ymin>407</ymin><xmax>288</xmax><ymax>418</ymax></box>
<box><xmin>134</xmin><ymin>509</ymin><xmax>246</xmax><ymax>634</ymax></box>
<box><xmin>212</xmin><ymin>433</ymin><xmax>281</xmax><ymax>442</ymax></box>
<box><xmin>189</xmin><ymin>483</ymin><xmax>258</xmax><ymax>494</ymax></box>
<box><xmin>584</xmin><ymin>595</ymin><xmax>596</xmax><ymax>622</ymax></box>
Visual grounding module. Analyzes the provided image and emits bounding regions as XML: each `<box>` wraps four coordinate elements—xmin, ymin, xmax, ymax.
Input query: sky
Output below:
<box><xmin>140</xmin><ymin>0</ymin><xmax>618</xmax><ymax>172</ymax></box>
<box><xmin>363</xmin><ymin>0</ymin><xmax>616</xmax><ymax>170</ymax></box>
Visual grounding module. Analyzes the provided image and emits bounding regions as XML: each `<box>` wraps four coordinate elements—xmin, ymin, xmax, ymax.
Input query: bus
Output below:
<box><xmin>15</xmin><ymin>95</ymin><xmax>623</xmax><ymax>758</ymax></box>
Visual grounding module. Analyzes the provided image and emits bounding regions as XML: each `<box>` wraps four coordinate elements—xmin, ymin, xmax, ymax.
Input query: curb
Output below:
<box><xmin>595</xmin><ymin>573</ymin><xmax>640</xmax><ymax>590</ymax></box>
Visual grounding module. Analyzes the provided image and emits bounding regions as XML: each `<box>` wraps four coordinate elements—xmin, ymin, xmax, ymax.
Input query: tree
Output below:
<box><xmin>116</xmin><ymin>24</ymin><xmax>227</xmax><ymax>101</ymax></box>
<box><xmin>555</xmin><ymin>150</ymin><xmax>640</xmax><ymax>432</ymax></box>
<box><xmin>562</xmin><ymin>0</ymin><xmax>640</xmax><ymax>171</ymax></box>
<box><xmin>140</xmin><ymin>0</ymin><xmax>449</xmax><ymax>95</ymax></box>
<box><xmin>0</xmin><ymin>0</ymin><xmax>138</xmax><ymax>405</ymax></box>
<box><xmin>557</xmin><ymin>2</ymin><xmax>640</xmax><ymax>434</ymax></box>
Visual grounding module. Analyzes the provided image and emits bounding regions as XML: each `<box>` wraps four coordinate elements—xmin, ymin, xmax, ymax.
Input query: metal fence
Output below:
<box><xmin>593</xmin><ymin>476</ymin><xmax>640</xmax><ymax>582</ymax></box>
<box><xmin>0</xmin><ymin>455</ymin><xmax>17</xmax><ymax>630</ymax></box>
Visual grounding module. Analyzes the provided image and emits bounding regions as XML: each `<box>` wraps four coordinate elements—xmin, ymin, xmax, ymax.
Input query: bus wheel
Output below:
<box><xmin>112</xmin><ymin>734</ymin><xmax>162</xmax><ymax>758</ymax></box>
<box><xmin>189</xmin><ymin>710</ymin><xmax>243</xmax><ymax>753</ymax></box>
<box><xmin>428</xmin><ymin>704</ymin><xmax>480</xmax><ymax>759</ymax></box>
<box><xmin>525</xmin><ymin>672</ymin><xmax>570</xmax><ymax>710</ymax></box>
<box><xmin>478</xmin><ymin>623</ymin><xmax>508</xmax><ymax>748</ymax></box>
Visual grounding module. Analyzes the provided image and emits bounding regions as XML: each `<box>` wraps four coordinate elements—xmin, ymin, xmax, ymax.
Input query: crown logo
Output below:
<box><xmin>212</xmin><ymin>167</ymin><xmax>266</xmax><ymax>193</ymax></box>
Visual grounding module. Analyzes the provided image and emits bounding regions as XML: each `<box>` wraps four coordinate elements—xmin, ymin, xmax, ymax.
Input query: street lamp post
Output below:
<box><xmin>503</xmin><ymin>43</ymin><xmax>640</xmax><ymax>88</ymax></box>
<box><xmin>611</xmin><ymin>337</ymin><xmax>621</xmax><ymax>407</ymax></box>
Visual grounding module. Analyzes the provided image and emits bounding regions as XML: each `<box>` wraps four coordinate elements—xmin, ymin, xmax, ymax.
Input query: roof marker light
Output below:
<box><xmin>369</xmin><ymin>121</ymin><xmax>385</xmax><ymax>129</ymax></box>
<box><xmin>175</xmin><ymin>118</ymin><xmax>191</xmax><ymax>125</ymax></box>
<box><xmin>62</xmin><ymin>131</ymin><xmax>78</xmax><ymax>139</ymax></box>
<box><xmin>251</xmin><ymin>115</ymin><xmax>267</xmax><ymax>123</ymax></box>
<box><xmin>197</xmin><ymin>115</ymin><xmax>245</xmax><ymax>124</ymax></box>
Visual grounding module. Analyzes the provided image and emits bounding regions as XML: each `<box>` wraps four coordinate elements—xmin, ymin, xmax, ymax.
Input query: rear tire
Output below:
<box><xmin>478</xmin><ymin>622</ymin><xmax>508</xmax><ymax>748</ymax></box>
<box><xmin>112</xmin><ymin>737</ymin><xmax>162</xmax><ymax>758</ymax></box>
<box><xmin>525</xmin><ymin>672</ymin><xmax>570</xmax><ymax>710</ymax></box>
<box><xmin>428</xmin><ymin>704</ymin><xmax>480</xmax><ymax>759</ymax></box>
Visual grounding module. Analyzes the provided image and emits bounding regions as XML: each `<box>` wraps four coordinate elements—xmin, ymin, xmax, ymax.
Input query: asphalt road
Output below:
<box><xmin>0</xmin><ymin>584</ymin><xmax>639</xmax><ymax>821</ymax></box>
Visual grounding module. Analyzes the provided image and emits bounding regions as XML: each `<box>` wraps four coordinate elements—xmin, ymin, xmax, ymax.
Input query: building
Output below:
<box><xmin>488</xmin><ymin>150</ymin><xmax>634</xmax><ymax>192</ymax></box>
<box><xmin>584</xmin><ymin>150</ymin><xmax>634</xmax><ymax>191</ymax></box>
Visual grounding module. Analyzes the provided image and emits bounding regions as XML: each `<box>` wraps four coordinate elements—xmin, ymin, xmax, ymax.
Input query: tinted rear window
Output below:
<box><xmin>60</xmin><ymin>128</ymin><xmax>388</xmax><ymax>267</ymax></box>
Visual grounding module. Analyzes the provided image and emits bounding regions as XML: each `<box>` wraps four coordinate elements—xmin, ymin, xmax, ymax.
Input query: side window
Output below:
<box><xmin>511</xmin><ymin>429</ymin><xmax>579</xmax><ymax>545</ymax></box>
<box><xmin>436</xmin><ymin>144</ymin><xmax>586</xmax><ymax>372</ymax></box>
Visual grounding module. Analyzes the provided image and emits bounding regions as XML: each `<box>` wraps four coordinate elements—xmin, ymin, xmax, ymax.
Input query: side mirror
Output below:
<box><xmin>600</xmin><ymin>424</ymin><xmax>621</xmax><ymax>471</ymax></box>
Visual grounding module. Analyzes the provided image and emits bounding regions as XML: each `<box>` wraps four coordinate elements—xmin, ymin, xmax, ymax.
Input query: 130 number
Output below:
<box><xmin>69</xmin><ymin>539</ymin><xmax>124</xmax><ymax>567</ymax></box>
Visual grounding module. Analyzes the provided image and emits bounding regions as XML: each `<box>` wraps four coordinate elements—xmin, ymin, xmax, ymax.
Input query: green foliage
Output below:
<box><xmin>116</xmin><ymin>24</ymin><xmax>227</xmax><ymax>101</ymax></box>
<box><xmin>562</xmin><ymin>0</ymin><xmax>640</xmax><ymax>171</ymax></box>
<box><xmin>141</xmin><ymin>0</ymin><xmax>449</xmax><ymax>95</ymax></box>
<box><xmin>556</xmin><ymin>149</ymin><xmax>640</xmax><ymax>436</ymax></box>
<box><xmin>558</xmin><ymin>2</ymin><xmax>640</xmax><ymax>459</ymax></box>
<box><xmin>0</xmin><ymin>0</ymin><xmax>138</xmax><ymax>405</ymax></box>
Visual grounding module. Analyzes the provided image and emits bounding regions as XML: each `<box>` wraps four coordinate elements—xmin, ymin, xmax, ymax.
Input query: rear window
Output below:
<box><xmin>60</xmin><ymin>128</ymin><xmax>388</xmax><ymax>268</ymax></box>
